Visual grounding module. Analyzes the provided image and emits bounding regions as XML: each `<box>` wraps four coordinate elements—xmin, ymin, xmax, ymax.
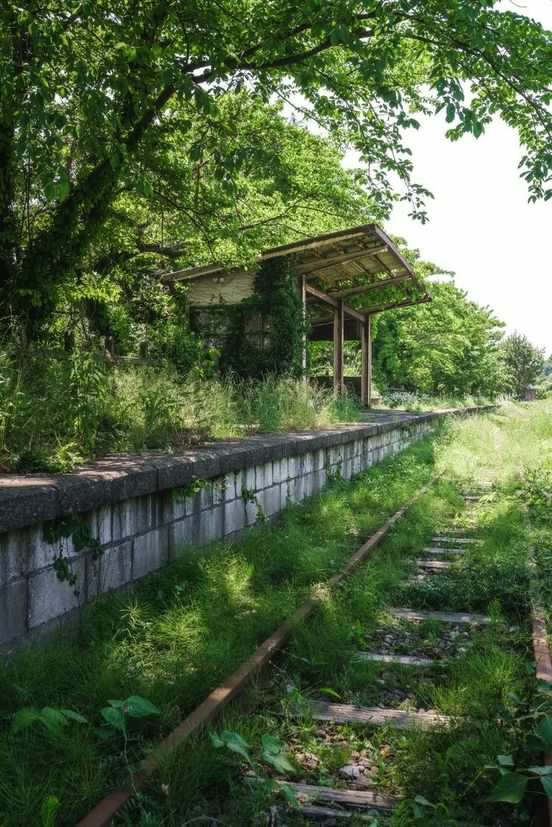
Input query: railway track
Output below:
<box><xmin>79</xmin><ymin>481</ymin><xmax>550</xmax><ymax>826</ymax></box>
<box><xmin>241</xmin><ymin>487</ymin><xmax>499</xmax><ymax>823</ymax></box>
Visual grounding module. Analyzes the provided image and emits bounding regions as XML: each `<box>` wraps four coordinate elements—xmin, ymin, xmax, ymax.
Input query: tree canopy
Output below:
<box><xmin>1</xmin><ymin>1</ymin><xmax>551</xmax><ymax>337</ymax></box>
<box><xmin>373</xmin><ymin>278</ymin><xmax>506</xmax><ymax>396</ymax></box>
<box><xmin>500</xmin><ymin>332</ymin><xmax>545</xmax><ymax>399</ymax></box>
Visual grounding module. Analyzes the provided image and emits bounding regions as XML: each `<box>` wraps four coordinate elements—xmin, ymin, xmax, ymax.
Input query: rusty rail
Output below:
<box><xmin>76</xmin><ymin>476</ymin><xmax>438</xmax><ymax>826</ymax></box>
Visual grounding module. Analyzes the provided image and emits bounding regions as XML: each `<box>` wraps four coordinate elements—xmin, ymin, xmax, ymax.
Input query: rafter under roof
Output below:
<box><xmin>167</xmin><ymin>224</ymin><xmax>430</xmax><ymax>317</ymax></box>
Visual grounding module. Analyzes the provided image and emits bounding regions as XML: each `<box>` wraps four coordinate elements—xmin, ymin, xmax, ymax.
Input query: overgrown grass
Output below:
<box><xmin>150</xmin><ymin>480</ymin><xmax>535</xmax><ymax>827</ymax></box>
<box><xmin>0</xmin><ymin>434</ymin><xmax>436</xmax><ymax>825</ymax></box>
<box><xmin>3</xmin><ymin>402</ymin><xmax>550</xmax><ymax>826</ymax></box>
<box><xmin>0</xmin><ymin>350</ymin><xmax>360</xmax><ymax>471</ymax></box>
<box><xmin>142</xmin><ymin>402</ymin><xmax>552</xmax><ymax>826</ymax></box>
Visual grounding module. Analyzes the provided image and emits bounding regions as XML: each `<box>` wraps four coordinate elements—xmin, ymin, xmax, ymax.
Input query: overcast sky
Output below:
<box><xmin>387</xmin><ymin>0</ymin><xmax>551</xmax><ymax>355</ymax></box>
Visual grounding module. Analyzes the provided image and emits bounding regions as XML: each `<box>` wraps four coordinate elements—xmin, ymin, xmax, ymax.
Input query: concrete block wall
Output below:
<box><xmin>0</xmin><ymin>408</ymin><xmax>488</xmax><ymax>649</ymax></box>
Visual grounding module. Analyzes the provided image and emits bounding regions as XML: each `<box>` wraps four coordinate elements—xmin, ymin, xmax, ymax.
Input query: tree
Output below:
<box><xmin>1</xmin><ymin>1</ymin><xmax>551</xmax><ymax>337</ymax></box>
<box><xmin>500</xmin><ymin>333</ymin><xmax>545</xmax><ymax>399</ymax></box>
<box><xmin>49</xmin><ymin>96</ymin><xmax>380</xmax><ymax>360</ymax></box>
<box><xmin>373</xmin><ymin>278</ymin><xmax>506</xmax><ymax>397</ymax></box>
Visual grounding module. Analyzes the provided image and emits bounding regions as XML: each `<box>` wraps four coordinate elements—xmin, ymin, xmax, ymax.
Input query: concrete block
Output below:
<box><xmin>0</xmin><ymin>578</ymin><xmax>27</xmax><ymax>644</ymax></box>
<box><xmin>30</xmin><ymin>525</ymin><xmax>73</xmax><ymax>571</ymax></box>
<box><xmin>261</xmin><ymin>485</ymin><xmax>281</xmax><ymax>517</ymax></box>
<box><xmin>280</xmin><ymin>456</ymin><xmax>289</xmax><ymax>481</ymax></box>
<box><xmin>272</xmin><ymin>459</ymin><xmax>282</xmax><ymax>485</ymax></box>
<box><xmin>234</xmin><ymin>470</ymin><xmax>243</xmax><ymax>502</ymax></box>
<box><xmin>280</xmin><ymin>481</ymin><xmax>291</xmax><ymax>505</ymax></box>
<box><xmin>132</xmin><ymin>526</ymin><xmax>169</xmax><ymax>581</ymax></box>
<box><xmin>199</xmin><ymin>505</ymin><xmax>224</xmax><ymax>545</ymax></box>
<box><xmin>223</xmin><ymin>472</ymin><xmax>237</xmax><ymax>502</ymax></box>
<box><xmin>244</xmin><ymin>499</ymin><xmax>257</xmax><ymax>528</ymax></box>
<box><xmin>291</xmin><ymin>476</ymin><xmax>304</xmax><ymax>503</ymax></box>
<box><xmin>303</xmin><ymin>453</ymin><xmax>314</xmax><ymax>474</ymax></box>
<box><xmin>96</xmin><ymin>505</ymin><xmax>112</xmax><ymax>545</ymax></box>
<box><xmin>224</xmin><ymin>498</ymin><xmax>245</xmax><ymax>536</ymax></box>
<box><xmin>263</xmin><ymin>461</ymin><xmax>273</xmax><ymax>489</ymax></box>
<box><xmin>342</xmin><ymin>460</ymin><xmax>353</xmax><ymax>480</ymax></box>
<box><xmin>253</xmin><ymin>464</ymin><xmax>264</xmax><ymax>491</ymax></box>
<box><xmin>244</xmin><ymin>466</ymin><xmax>256</xmax><ymax>494</ymax></box>
<box><xmin>200</xmin><ymin>483</ymin><xmax>214</xmax><ymax>511</ymax></box>
<box><xmin>0</xmin><ymin>481</ymin><xmax>58</xmax><ymax>534</ymax></box>
<box><xmin>99</xmin><ymin>542</ymin><xmax>133</xmax><ymax>593</ymax></box>
<box><xmin>169</xmin><ymin>517</ymin><xmax>194</xmax><ymax>556</ymax></box>
<box><xmin>29</xmin><ymin>557</ymin><xmax>85</xmax><ymax>628</ymax></box>
<box><xmin>158</xmin><ymin>491</ymin><xmax>175</xmax><ymax>525</ymax></box>
<box><xmin>112</xmin><ymin>495</ymin><xmax>156</xmax><ymax>541</ymax></box>
<box><xmin>85</xmin><ymin>553</ymin><xmax>101</xmax><ymax>601</ymax></box>
<box><xmin>171</xmin><ymin>489</ymin><xmax>188</xmax><ymax>520</ymax></box>
<box><xmin>0</xmin><ymin>529</ymin><xmax>32</xmax><ymax>585</ymax></box>
<box><xmin>311</xmin><ymin>469</ymin><xmax>326</xmax><ymax>495</ymax></box>
<box><xmin>287</xmin><ymin>457</ymin><xmax>297</xmax><ymax>479</ymax></box>
<box><xmin>212</xmin><ymin>477</ymin><xmax>226</xmax><ymax>507</ymax></box>
<box><xmin>313</xmin><ymin>449</ymin><xmax>325</xmax><ymax>472</ymax></box>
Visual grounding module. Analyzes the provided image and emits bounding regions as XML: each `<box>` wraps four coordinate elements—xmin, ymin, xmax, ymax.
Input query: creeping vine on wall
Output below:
<box><xmin>43</xmin><ymin>516</ymin><xmax>103</xmax><ymax>595</ymax></box>
<box><xmin>221</xmin><ymin>256</ymin><xmax>306</xmax><ymax>378</ymax></box>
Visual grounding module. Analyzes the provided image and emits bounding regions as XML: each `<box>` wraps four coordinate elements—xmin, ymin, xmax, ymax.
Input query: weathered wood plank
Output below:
<box><xmin>390</xmin><ymin>608</ymin><xmax>491</xmax><ymax>625</ymax></box>
<box><xmin>416</xmin><ymin>559</ymin><xmax>452</xmax><ymax>570</ymax></box>
<box><xmin>432</xmin><ymin>536</ymin><xmax>482</xmax><ymax>544</ymax></box>
<box><xmin>356</xmin><ymin>652</ymin><xmax>434</xmax><ymax>667</ymax></box>
<box><xmin>276</xmin><ymin>781</ymin><xmax>399</xmax><ymax>811</ymax></box>
<box><xmin>423</xmin><ymin>547</ymin><xmax>465</xmax><ymax>556</ymax></box>
<box><xmin>310</xmin><ymin>702</ymin><xmax>451</xmax><ymax>730</ymax></box>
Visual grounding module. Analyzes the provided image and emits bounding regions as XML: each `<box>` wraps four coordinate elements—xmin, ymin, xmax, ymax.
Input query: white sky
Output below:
<box><xmin>387</xmin><ymin>0</ymin><xmax>552</xmax><ymax>355</ymax></box>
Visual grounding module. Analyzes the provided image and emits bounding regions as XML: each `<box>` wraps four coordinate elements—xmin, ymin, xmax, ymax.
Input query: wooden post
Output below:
<box><xmin>333</xmin><ymin>300</ymin><xmax>344</xmax><ymax>395</ymax></box>
<box><xmin>361</xmin><ymin>315</ymin><xmax>372</xmax><ymax>407</ymax></box>
<box><xmin>300</xmin><ymin>275</ymin><xmax>307</xmax><ymax>379</ymax></box>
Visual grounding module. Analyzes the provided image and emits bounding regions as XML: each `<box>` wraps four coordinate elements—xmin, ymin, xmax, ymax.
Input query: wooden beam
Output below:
<box><xmin>365</xmin><ymin>294</ymin><xmax>431</xmax><ymax>316</ymax></box>
<box><xmin>305</xmin><ymin>283</ymin><xmax>365</xmax><ymax>323</ymax></box>
<box><xmin>333</xmin><ymin>300</ymin><xmax>344</xmax><ymax>396</ymax></box>
<box><xmin>297</xmin><ymin>245</ymin><xmax>388</xmax><ymax>276</ymax></box>
<box><xmin>361</xmin><ymin>315</ymin><xmax>372</xmax><ymax>408</ymax></box>
<box><xmin>332</xmin><ymin>272</ymin><xmax>410</xmax><ymax>298</ymax></box>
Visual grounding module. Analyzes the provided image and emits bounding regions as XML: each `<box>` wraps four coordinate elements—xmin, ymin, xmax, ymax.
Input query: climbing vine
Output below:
<box><xmin>43</xmin><ymin>516</ymin><xmax>103</xmax><ymax>596</ymax></box>
<box><xmin>221</xmin><ymin>256</ymin><xmax>306</xmax><ymax>379</ymax></box>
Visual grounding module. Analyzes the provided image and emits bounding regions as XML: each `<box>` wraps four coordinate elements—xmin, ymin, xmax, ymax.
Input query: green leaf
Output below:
<box><xmin>60</xmin><ymin>709</ymin><xmax>88</xmax><ymax>724</ymax></box>
<box><xmin>528</xmin><ymin>766</ymin><xmax>552</xmax><ymax>776</ymax></box>
<box><xmin>39</xmin><ymin>707</ymin><xmax>68</xmax><ymax>735</ymax></box>
<box><xmin>262</xmin><ymin>750</ymin><xmax>295</xmax><ymax>775</ymax></box>
<box><xmin>261</xmin><ymin>734</ymin><xmax>295</xmax><ymax>774</ymax></box>
<box><xmin>446</xmin><ymin>103</ymin><xmax>456</xmax><ymax>123</ymax></box>
<box><xmin>123</xmin><ymin>695</ymin><xmax>161</xmax><ymax>718</ymax></box>
<box><xmin>487</xmin><ymin>772</ymin><xmax>528</xmax><ymax>803</ymax></box>
<box><xmin>414</xmin><ymin>795</ymin><xmax>435</xmax><ymax>808</ymax></box>
<box><xmin>40</xmin><ymin>795</ymin><xmax>60</xmax><ymax>827</ymax></box>
<box><xmin>210</xmin><ymin>733</ymin><xmax>224</xmax><ymax>748</ymax></box>
<box><xmin>280</xmin><ymin>784</ymin><xmax>299</xmax><ymax>806</ymax></box>
<box><xmin>497</xmin><ymin>754</ymin><xmax>515</xmax><ymax>767</ymax></box>
<box><xmin>541</xmin><ymin>775</ymin><xmax>552</xmax><ymax>798</ymax></box>
<box><xmin>537</xmin><ymin>718</ymin><xmax>552</xmax><ymax>748</ymax></box>
<box><xmin>214</xmin><ymin>730</ymin><xmax>252</xmax><ymax>763</ymax></box>
<box><xmin>101</xmin><ymin>706</ymin><xmax>126</xmax><ymax>732</ymax></box>
<box><xmin>261</xmin><ymin>734</ymin><xmax>284</xmax><ymax>755</ymax></box>
<box><xmin>319</xmin><ymin>687</ymin><xmax>341</xmax><ymax>700</ymax></box>
<box><xmin>12</xmin><ymin>708</ymin><xmax>41</xmax><ymax>734</ymax></box>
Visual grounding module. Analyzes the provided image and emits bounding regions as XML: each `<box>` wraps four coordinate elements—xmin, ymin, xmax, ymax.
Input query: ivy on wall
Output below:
<box><xmin>221</xmin><ymin>256</ymin><xmax>306</xmax><ymax>378</ymax></box>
